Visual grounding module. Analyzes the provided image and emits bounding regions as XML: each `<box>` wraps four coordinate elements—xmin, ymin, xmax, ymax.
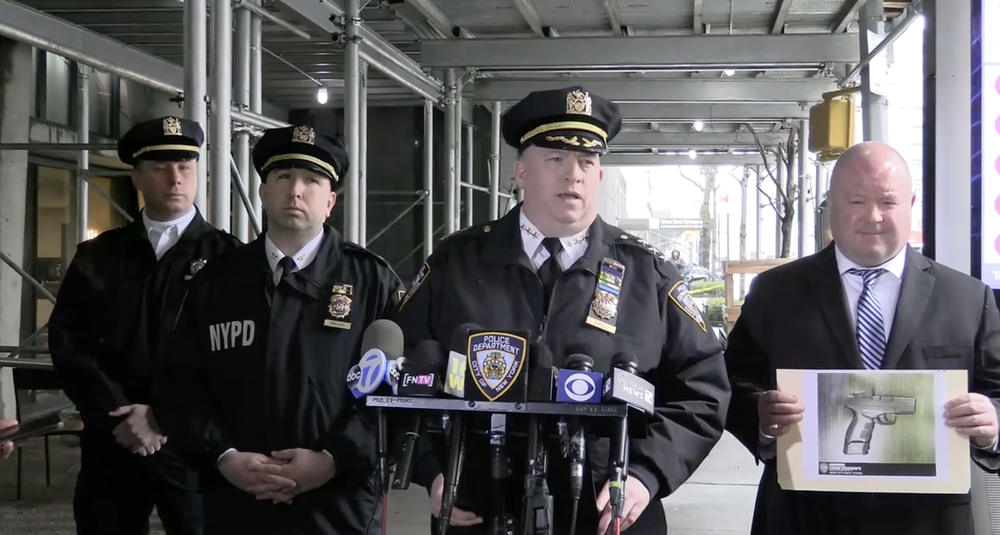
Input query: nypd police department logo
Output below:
<box><xmin>467</xmin><ymin>332</ymin><xmax>527</xmax><ymax>402</ymax></box>
<box><xmin>669</xmin><ymin>280</ymin><xmax>707</xmax><ymax>333</ymax></box>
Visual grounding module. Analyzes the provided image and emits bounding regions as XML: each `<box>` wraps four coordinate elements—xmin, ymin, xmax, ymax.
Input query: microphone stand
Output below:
<box><xmin>521</xmin><ymin>415</ymin><xmax>552</xmax><ymax>535</ymax></box>
<box><xmin>489</xmin><ymin>414</ymin><xmax>509</xmax><ymax>535</ymax></box>
<box><xmin>437</xmin><ymin>414</ymin><xmax>466</xmax><ymax>535</ymax></box>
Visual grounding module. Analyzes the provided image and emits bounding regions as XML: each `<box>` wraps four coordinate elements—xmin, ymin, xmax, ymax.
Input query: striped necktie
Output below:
<box><xmin>848</xmin><ymin>267</ymin><xmax>887</xmax><ymax>370</ymax></box>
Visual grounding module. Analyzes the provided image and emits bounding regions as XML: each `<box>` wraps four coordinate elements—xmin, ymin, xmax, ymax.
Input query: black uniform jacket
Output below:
<box><xmin>392</xmin><ymin>204</ymin><xmax>731</xmax><ymax>535</ymax></box>
<box><xmin>48</xmin><ymin>210</ymin><xmax>241</xmax><ymax>471</ymax></box>
<box><xmin>724</xmin><ymin>244</ymin><xmax>1000</xmax><ymax>535</ymax></box>
<box><xmin>158</xmin><ymin>225</ymin><xmax>406</xmax><ymax>535</ymax></box>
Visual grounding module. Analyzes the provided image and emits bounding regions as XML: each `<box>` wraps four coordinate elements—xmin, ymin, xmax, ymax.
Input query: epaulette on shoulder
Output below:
<box><xmin>438</xmin><ymin>223</ymin><xmax>491</xmax><ymax>243</ymax></box>
<box><xmin>344</xmin><ymin>241</ymin><xmax>393</xmax><ymax>268</ymax></box>
<box><xmin>614</xmin><ymin>232</ymin><xmax>671</xmax><ymax>265</ymax></box>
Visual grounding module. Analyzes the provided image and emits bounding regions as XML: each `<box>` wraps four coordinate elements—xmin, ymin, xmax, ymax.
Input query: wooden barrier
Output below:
<box><xmin>724</xmin><ymin>258</ymin><xmax>794</xmax><ymax>329</ymax></box>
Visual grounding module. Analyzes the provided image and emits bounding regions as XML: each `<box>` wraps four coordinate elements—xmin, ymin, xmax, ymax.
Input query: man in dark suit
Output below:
<box><xmin>724</xmin><ymin>140</ymin><xmax>1000</xmax><ymax>535</ymax></box>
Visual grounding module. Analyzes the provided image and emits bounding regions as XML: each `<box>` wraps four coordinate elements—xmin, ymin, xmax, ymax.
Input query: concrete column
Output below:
<box><xmin>924</xmin><ymin>0</ymin><xmax>971</xmax><ymax>272</ymax></box>
<box><xmin>0</xmin><ymin>38</ymin><xmax>32</xmax><ymax>419</ymax></box>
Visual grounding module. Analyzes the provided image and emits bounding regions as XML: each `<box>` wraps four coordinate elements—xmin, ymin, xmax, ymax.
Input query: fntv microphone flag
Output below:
<box><xmin>465</xmin><ymin>329</ymin><xmax>531</xmax><ymax>402</ymax></box>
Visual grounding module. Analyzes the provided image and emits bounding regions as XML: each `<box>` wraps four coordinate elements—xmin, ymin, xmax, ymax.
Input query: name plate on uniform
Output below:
<box><xmin>324</xmin><ymin>284</ymin><xmax>353</xmax><ymax>329</ymax></box>
<box><xmin>586</xmin><ymin>258</ymin><xmax>624</xmax><ymax>334</ymax></box>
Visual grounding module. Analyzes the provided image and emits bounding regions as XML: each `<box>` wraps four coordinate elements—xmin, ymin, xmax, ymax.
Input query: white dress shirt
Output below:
<box><xmin>263</xmin><ymin>230</ymin><xmax>324</xmax><ymax>284</ymax></box>
<box><xmin>834</xmin><ymin>245</ymin><xmax>907</xmax><ymax>342</ymax></box>
<box><xmin>519</xmin><ymin>211</ymin><xmax>589</xmax><ymax>271</ymax></box>
<box><xmin>143</xmin><ymin>207</ymin><xmax>197</xmax><ymax>261</ymax></box>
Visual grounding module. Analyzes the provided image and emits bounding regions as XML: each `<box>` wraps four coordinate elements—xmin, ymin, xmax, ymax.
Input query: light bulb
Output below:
<box><xmin>688</xmin><ymin>150</ymin><xmax>697</xmax><ymax>160</ymax></box>
<box><xmin>723</xmin><ymin>69</ymin><xmax>735</xmax><ymax>77</ymax></box>
<box><xmin>693</xmin><ymin>120</ymin><xmax>704</xmax><ymax>132</ymax></box>
<box><xmin>316</xmin><ymin>87</ymin><xmax>328</xmax><ymax>104</ymax></box>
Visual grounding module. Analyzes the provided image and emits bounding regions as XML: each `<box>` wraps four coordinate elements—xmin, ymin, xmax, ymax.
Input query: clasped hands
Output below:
<box><xmin>217</xmin><ymin>448</ymin><xmax>336</xmax><ymax>504</ymax></box>
<box><xmin>758</xmin><ymin>390</ymin><xmax>999</xmax><ymax>447</ymax></box>
<box><xmin>109</xmin><ymin>404</ymin><xmax>167</xmax><ymax>456</ymax></box>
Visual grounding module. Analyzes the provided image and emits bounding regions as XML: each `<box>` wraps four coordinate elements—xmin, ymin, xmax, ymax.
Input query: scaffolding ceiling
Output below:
<box><xmin>10</xmin><ymin>0</ymin><xmax>916</xmax><ymax>153</ymax></box>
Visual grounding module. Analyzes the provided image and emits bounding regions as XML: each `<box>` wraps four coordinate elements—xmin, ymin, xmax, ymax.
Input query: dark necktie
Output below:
<box><xmin>539</xmin><ymin>238</ymin><xmax>564</xmax><ymax>311</ymax></box>
<box><xmin>269</xmin><ymin>256</ymin><xmax>297</xmax><ymax>296</ymax></box>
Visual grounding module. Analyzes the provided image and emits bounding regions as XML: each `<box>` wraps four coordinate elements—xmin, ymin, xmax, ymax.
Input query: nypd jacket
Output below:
<box><xmin>49</xmin><ymin>209</ymin><xmax>242</xmax><ymax>432</ymax></box>
<box><xmin>157</xmin><ymin>225</ymin><xmax>405</xmax><ymax>535</ymax></box>
<box><xmin>392</xmin><ymin>204</ymin><xmax>731</xmax><ymax>534</ymax></box>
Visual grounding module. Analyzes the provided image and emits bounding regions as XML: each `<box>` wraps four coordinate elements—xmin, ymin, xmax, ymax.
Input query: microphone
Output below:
<box><xmin>343</xmin><ymin>319</ymin><xmax>405</xmax><ymax>499</ymax></box>
<box><xmin>559</xmin><ymin>354</ymin><xmax>594</xmax><ymax>535</ymax></box>
<box><xmin>603</xmin><ymin>352</ymin><xmax>645</xmax><ymax>533</ymax></box>
<box><xmin>437</xmin><ymin>324</ymin><xmax>479</xmax><ymax>535</ymax></box>
<box><xmin>392</xmin><ymin>340</ymin><xmax>448</xmax><ymax>490</ymax></box>
<box><xmin>601</xmin><ymin>352</ymin><xmax>656</xmax><ymax>415</ymax></box>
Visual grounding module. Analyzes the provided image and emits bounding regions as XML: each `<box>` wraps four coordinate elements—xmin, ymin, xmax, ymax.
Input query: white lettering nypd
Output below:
<box><xmin>209</xmin><ymin>320</ymin><xmax>256</xmax><ymax>351</ymax></box>
<box><xmin>470</xmin><ymin>335</ymin><xmax>524</xmax><ymax>356</ymax></box>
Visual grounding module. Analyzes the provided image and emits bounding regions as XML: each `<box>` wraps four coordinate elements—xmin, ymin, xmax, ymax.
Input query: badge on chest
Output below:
<box><xmin>585</xmin><ymin>257</ymin><xmax>625</xmax><ymax>334</ymax></box>
<box><xmin>324</xmin><ymin>284</ymin><xmax>354</xmax><ymax>329</ymax></box>
<box><xmin>184</xmin><ymin>258</ymin><xmax>207</xmax><ymax>281</ymax></box>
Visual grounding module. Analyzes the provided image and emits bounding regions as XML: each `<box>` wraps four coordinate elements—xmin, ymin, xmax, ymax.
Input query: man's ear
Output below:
<box><xmin>514</xmin><ymin>160</ymin><xmax>527</xmax><ymax>189</ymax></box>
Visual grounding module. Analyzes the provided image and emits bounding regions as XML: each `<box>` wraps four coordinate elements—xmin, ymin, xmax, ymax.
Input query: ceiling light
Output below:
<box><xmin>316</xmin><ymin>87</ymin><xmax>328</xmax><ymax>105</ymax></box>
<box><xmin>688</xmin><ymin>150</ymin><xmax>697</xmax><ymax>160</ymax></box>
<box><xmin>693</xmin><ymin>120</ymin><xmax>704</xmax><ymax>132</ymax></box>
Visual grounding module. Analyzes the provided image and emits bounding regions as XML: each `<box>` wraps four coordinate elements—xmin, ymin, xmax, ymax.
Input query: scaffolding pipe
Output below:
<box><xmin>233</xmin><ymin>4</ymin><xmax>252</xmax><ymax>242</ymax></box>
<box><xmin>489</xmin><ymin>101</ymin><xmax>502</xmax><ymax>220</ymax></box>
<box><xmin>454</xmin><ymin>80</ymin><xmax>463</xmax><ymax>230</ymax></box>
<box><xmin>842</xmin><ymin>2</ymin><xmax>922</xmax><ymax>86</ymax></box>
<box><xmin>81</xmin><ymin>174</ymin><xmax>134</xmax><ymax>223</ymax></box>
<box><xmin>359</xmin><ymin>62</ymin><xmax>368</xmax><ymax>246</ymax></box>
<box><xmin>358</xmin><ymin>50</ymin><xmax>440</xmax><ymax>104</ymax></box>
<box><xmin>184</xmin><ymin>0</ymin><xmax>209</xmax><ymax>212</ymax></box>
<box><xmin>2</xmin><ymin>323</ymin><xmax>49</xmax><ymax>360</ymax></box>
<box><xmin>210</xmin><ymin>0</ymin><xmax>233</xmax><ymax>231</ymax></box>
<box><xmin>423</xmin><ymin>99</ymin><xmax>434</xmax><ymax>257</ymax></box>
<box><xmin>0</xmin><ymin>357</ymin><xmax>54</xmax><ymax>371</ymax></box>
<box><xmin>797</xmin><ymin>119</ymin><xmax>810</xmax><ymax>257</ymax></box>
<box><xmin>229</xmin><ymin>155</ymin><xmax>262</xmax><ymax>237</ymax></box>
<box><xmin>76</xmin><ymin>66</ymin><xmax>90</xmax><ymax>244</ymax></box>
<box><xmin>0</xmin><ymin>251</ymin><xmax>56</xmax><ymax>304</ymax></box>
<box><xmin>234</xmin><ymin>0</ymin><xmax>311</xmax><ymax>40</ymax></box>
<box><xmin>464</xmin><ymin>124</ymin><xmax>474</xmax><ymax>227</ymax></box>
<box><xmin>368</xmin><ymin>191</ymin><xmax>429</xmax><ymax>245</ymax></box>
<box><xmin>461</xmin><ymin>181</ymin><xmax>515</xmax><ymax>198</ymax></box>
<box><xmin>342</xmin><ymin>0</ymin><xmax>361</xmax><ymax>243</ymax></box>
<box><xmin>249</xmin><ymin>0</ymin><xmax>263</xmax><ymax>221</ymax></box>
<box><xmin>444</xmin><ymin>69</ymin><xmax>457</xmax><ymax>235</ymax></box>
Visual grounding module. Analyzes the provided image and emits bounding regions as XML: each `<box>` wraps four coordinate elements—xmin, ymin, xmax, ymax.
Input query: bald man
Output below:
<box><xmin>723</xmin><ymin>141</ymin><xmax>1000</xmax><ymax>535</ymax></box>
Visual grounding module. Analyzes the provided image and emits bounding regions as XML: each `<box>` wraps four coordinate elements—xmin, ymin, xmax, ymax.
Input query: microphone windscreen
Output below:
<box><xmin>361</xmin><ymin>319</ymin><xmax>405</xmax><ymax>358</ymax></box>
<box><xmin>449</xmin><ymin>323</ymin><xmax>482</xmax><ymax>354</ymax></box>
<box><xmin>410</xmin><ymin>340</ymin><xmax>447</xmax><ymax>373</ymax></box>
<box><xmin>610</xmin><ymin>351</ymin><xmax>639</xmax><ymax>373</ymax></box>
<box><xmin>565</xmin><ymin>353</ymin><xmax>594</xmax><ymax>371</ymax></box>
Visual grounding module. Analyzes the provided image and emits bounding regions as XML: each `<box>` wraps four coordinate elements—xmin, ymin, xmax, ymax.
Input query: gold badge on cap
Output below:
<box><xmin>585</xmin><ymin>258</ymin><xmax>625</xmax><ymax>334</ymax></box>
<box><xmin>163</xmin><ymin>117</ymin><xmax>183</xmax><ymax>136</ymax></box>
<box><xmin>292</xmin><ymin>125</ymin><xmax>316</xmax><ymax>145</ymax></box>
<box><xmin>566</xmin><ymin>89</ymin><xmax>592</xmax><ymax>116</ymax></box>
<box><xmin>184</xmin><ymin>258</ymin><xmax>207</xmax><ymax>280</ymax></box>
<box><xmin>324</xmin><ymin>284</ymin><xmax>354</xmax><ymax>329</ymax></box>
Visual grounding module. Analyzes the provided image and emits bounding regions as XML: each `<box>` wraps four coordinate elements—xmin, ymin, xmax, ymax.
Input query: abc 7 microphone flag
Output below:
<box><xmin>347</xmin><ymin>346</ymin><xmax>400</xmax><ymax>398</ymax></box>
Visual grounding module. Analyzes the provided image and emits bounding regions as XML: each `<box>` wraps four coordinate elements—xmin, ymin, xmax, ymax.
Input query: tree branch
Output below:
<box><xmin>678</xmin><ymin>167</ymin><xmax>704</xmax><ymax>191</ymax></box>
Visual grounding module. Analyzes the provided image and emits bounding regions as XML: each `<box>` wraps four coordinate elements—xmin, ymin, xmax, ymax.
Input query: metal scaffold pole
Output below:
<box><xmin>210</xmin><ymin>0</ymin><xmax>233</xmax><ymax>231</ymax></box>
<box><xmin>343</xmin><ymin>0</ymin><xmax>361</xmax><ymax>243</ymax></box>
<box><xmin>184</xmin><ymin>0</ymin><xmax>209</xmax><ymax>215</ymax></box>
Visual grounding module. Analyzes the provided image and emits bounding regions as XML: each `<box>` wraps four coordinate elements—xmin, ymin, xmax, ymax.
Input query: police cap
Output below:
<box><xmin>252</xmin><ymin>125</ymin><xmax>347</xmax><ymax>184</ymax></box>
<box><xmin>118</xmin><ymin>116</ymin><xmax>203</xmax><ymax>166</ymax></box>
<box><xmin>501</xmin><ymin>86</ymin><xmax>621</xmax><ymax>154</ymax></box>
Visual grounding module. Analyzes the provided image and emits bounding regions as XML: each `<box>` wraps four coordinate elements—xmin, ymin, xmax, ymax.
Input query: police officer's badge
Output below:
<box><xmin>466</xmin><ymin>331</ymin><xmax>527</xmax><ymax>402</ymax></box>
<box><xmin>669</xmin><ymin>280</ymin><xmax>707</xmax><ymax>333</ymax></box>
<box><xmin>586</xmin><ymin>258</ymin><xmax>625</xmax><ymax>334</ymax></box>
<box><xmin>324</xmin><ymin>284</ymin><xmax>354</xmax><ymax>329</ymax></box>
<box><xmin>162</xmin><ymin>116</ymin><xmax>182</xmax><ymax>136</ymax></box>
<box><xmin>566</xmin><ymin>89</ymin><xmax>592</xmax><ymax>116</ymax></box>
<box><xmin>185</xmin><ymin>258</ymin><xmax>207</xmax><ymax>280</ymax></box>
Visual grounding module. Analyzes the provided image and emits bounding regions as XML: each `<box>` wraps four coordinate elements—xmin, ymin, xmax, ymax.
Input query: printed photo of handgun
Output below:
<box><xmin>843</xmin><ymin>388</ymin><xmax>916</xmax><ymax>455</ymax></box>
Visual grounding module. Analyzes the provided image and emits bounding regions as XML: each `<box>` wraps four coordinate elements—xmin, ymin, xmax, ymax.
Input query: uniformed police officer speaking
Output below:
<box><xmin>157</xmin><ymin>125</ymin><xmax>406</xmax><ymax>535</ymax></box>
<box><xmin>48</xmin><ymin>117</ymin><xmax>242</xmax><ymax>535</ymax></box>
<box><xmin>393</xmin><ymin>87</ymin><xmax>732</xmax><ymax>535</ymax></box>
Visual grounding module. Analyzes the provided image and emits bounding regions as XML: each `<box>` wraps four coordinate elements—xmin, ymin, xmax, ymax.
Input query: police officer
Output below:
<box><xmin>157</xmin><ymin>125</ymin><xmax>406</xmax><ymax>535</ymax></box>
<box><xmin>48</xmin><ymin>116</ymin><xmax>242</xmax><ymax>535</ymax></box>
<box><xmin>393</xmin><ymin>87</ymin><xmax>732</xmax><ymax>535</ymax></box>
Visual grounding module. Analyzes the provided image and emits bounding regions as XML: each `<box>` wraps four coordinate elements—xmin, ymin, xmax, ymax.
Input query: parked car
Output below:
<box><xmin>681</xmin><ymin>264</ymin><xmax>713</xmax><ymax>283</ymax></box>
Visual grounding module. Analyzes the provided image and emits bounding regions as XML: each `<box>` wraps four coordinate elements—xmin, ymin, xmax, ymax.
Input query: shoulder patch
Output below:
<box><xmin>399</xmin><ymin>261</ymin><xmax>430</xmax><ymax>310</ymax></box>
<box><xmin>668</xmin><ymin>280</ymin><xmax>707</xmax><ymax>333</ymax></box>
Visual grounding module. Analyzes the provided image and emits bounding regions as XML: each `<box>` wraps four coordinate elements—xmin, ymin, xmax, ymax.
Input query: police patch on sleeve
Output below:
<box><xmin>399</xmin><ymin>262</ymin><xmax>430</xmax><ymax>310</ymax></box>
<box><xmin>668</xmin><ymin>280</ymin><xmax>707</xmax><ymax>333</ymax></box>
